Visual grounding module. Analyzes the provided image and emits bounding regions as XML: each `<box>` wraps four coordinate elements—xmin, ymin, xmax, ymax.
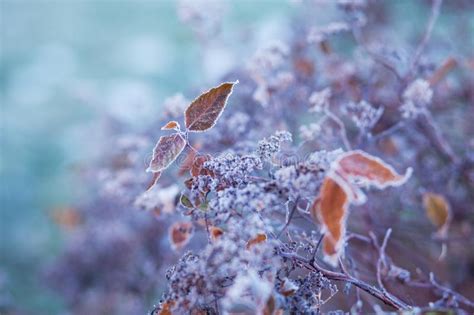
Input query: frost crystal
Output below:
<box><xmin>345</xmin><ymin>100</ymin><xmax>384</xmax><ymax>130</ymax></box>
<box><xmin>400</xmin><ymin>79</ymin><xmax>433</xmax><ymax>118</ymax></box>
<box><xmin>204</xmin><ymin>153</ymin><xmax>262</xmax><ymax>186</ymax></box>
<box><xmin>249</xmin><ymin>41</ymin><xmax>289</xmax><ymax>72</ymax></box>
<box><xmin>309</xmin><ymin>88</ymin><xmax>331</xmax><ymax>113</ymax></box>
<box><xmin>257</xmin><ymin>130</ymin><xmax>292</xmax><ymax>160</ymax></box>
<box><xmin>300</xmin><ymin>122</ymin><xmax>322</xmax><ymax>141</ymax></box>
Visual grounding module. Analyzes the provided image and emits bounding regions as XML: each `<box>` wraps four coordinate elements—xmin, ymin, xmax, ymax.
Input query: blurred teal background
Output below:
<box><xmin>0</xmin><ymin>0</ymin><xmax>294</xmax><ymax>313</ymax></box>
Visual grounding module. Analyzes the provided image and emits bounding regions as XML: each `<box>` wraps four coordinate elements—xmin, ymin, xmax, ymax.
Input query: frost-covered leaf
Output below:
<box><xmin>335</xmin><ymin>150</ymin><xmax>412</xmax><ymax>189</ymax></box>
<box><xmin>313</xmin><ymin>150</ymin><xmax>412</xmax><ymax>266</ymax></box>
<box><xmin>313</xmin><ymin>176</ymin><xmax>352</xmax><ymax>266</ymax></box>
<box><xmin>147</xmin><ymin>133</ymin><xmax>186</xmax><ymax>173</ymax></box>
<box><xmin>223</xmin><ymin>269</ymin><xmax>273</xmax><ymax>313</ymax></box>
<box><xmin>161</xmin><ymin>120</ymin><xmax>180</xmax><ymax>131</ymax></box>
<box><xmin>423</xmin><ymin>192</ymin><xmax>451</xmax><ymax>235</ymax></box>
<box><xmin>180</xmin><ymin>194</ymin><xmax>193</xmax><ymax>209</ymax></box>
<box><xmin>152</xmin><ymin>300</ymin><xmax>175</xmax><ymax>315</ymax></box>
<box><xmin>185</xmin><ymin>81</ymin><xmax>238</xmax><ymax>132</ymax></box>
<box><xmin>169</xmin><ymin>221</ymin><xmax>193</xmax><ymax>250</ymax></box>
<box><xmin>145</xmin><ymin>171</ymin><xmax>162</xmax><ymax>191</ymax></box>
<box><xmin>246</xmin><ymin>233</ymin><xmax>267</xmax><ymax>250</ymax></box>
<box><xmin>261</xmin><ymin>294</ymin><xmax>284</xmax><ymax>315</ymax></box>
<box><xmin>191</xmin><ymin>154</ymin><xmax>213</xmax><ymax>177</ymax></box>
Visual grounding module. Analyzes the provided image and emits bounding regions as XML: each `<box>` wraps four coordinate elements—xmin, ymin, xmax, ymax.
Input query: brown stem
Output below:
<box><xmin>428</xmin><ymin>57</ymin><xmax>457</xmax><ymax>86</ymax></box>
<box><xmin>407</xmin><ymin>0</ymin><xmax>443</xmax><ymax>78</ymax></box>
<box><xmin>418</xmin><ymin>112</ymin><xmax>458</xmax><ymax>163</ymax></box>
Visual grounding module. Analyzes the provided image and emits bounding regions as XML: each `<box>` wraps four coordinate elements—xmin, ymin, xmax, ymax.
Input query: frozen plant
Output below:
<box><xmin>400</xmin><ymin>79</ymin><xmax>434</xmax><ymax>119</ymax></box>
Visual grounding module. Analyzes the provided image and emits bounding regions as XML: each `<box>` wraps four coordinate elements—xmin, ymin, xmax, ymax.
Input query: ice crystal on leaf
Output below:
<box><xmin>257</xmin><ymin>130</ymin><xmax>292</xmax><ymax>161</ymax></box>
<box><xmin>147</xmin><ymin>134</ymin><xmax>186</xmax><ymax>173</ymax></box>
<box><xmin>313</xmin><ymin>150</ymin><xmax>412</xmax><ymax>265</ymax></box>
<box><xmin>185</xmin><ymin>81</ymin><xmax>238</xmax><ymax>132</ymax></box>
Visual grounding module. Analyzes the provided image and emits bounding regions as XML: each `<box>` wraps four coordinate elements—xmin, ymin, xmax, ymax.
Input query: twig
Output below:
<box><xmin>346</xmin><ymin>232</ymin><xmax>372</xmax><ymax>244</ymax></box>
<box><xmin>278</xmin><ymin>197</ymin><xmax>300</xmax><ymax>238</ymax></box>
<box><xmin>310</xmin><ymin>233</ymin><xmax>325</xmax><ymax>265</ymax></box>
<box><xmin>280</xmin><ymin>251</ymin><xmax>411</xmax><ymax>310</ymax></box>
<box><xmin>428</xmin><ymin>57</ymin><xmax>457</xmax><ymax>86</ymax></box>
<box><xmin>371</xmin><ymin>121</ymin><xmax>405</xmax><ymax>142</ymax></box>
<box><xmin>429</xmin><ymin>273</ymin><xmax>474</xmax><ymax>309</ymax></box>
<box><xmin>347</xmin><ymin>256</ymin><xmax>363</xmax><ymax>311</ymax></box>
<box><xmin>325</xmin><ymin>109</ymin><xmax>352</xmax><ymax>150</ymax></box>
<box><xmin>407</xmin><ymin>0</ymin><xmax>443</xmax><ymax>78</ymax></box>
<box><xmin>378</xmin><ymin>229</ymin><xmax>392</xmax><ymax>292</ymax></box>
<box><xmin>419</xmin><ymin>111</ymin><xmax>458</xmax><ymax>163</ymax></box>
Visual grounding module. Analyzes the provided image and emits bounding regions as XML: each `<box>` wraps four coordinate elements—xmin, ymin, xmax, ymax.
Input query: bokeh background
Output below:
<box><xmin>0</xmin><ymin>0</ymin><xmax>472</xmax><ymax>314</ymax></box>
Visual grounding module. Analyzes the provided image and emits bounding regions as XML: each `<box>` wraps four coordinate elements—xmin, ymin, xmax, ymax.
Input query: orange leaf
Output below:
<box><xmin>315</xmin><ymin>176</ymin><xmax>352</xmax><ymax>266</ymax></box>
<box><xmin>161</xmin><ymin>120</ymin><xmax>181</xmax><ymax>131</ymax></box>
<box><xmin>279</xmin><ymin>278</ymin><xmax>298</xmax><ymax>297</ymax></box>
<box><xmin>423</xmin><ymin>192</ymin><xmax>451</xmax><ymax>235</ymax></box>
<box><xmin>169</xmin><ymin>221</ymin><xmax>193</xmax><ymax>250</ymax></box>
<box><xmin>210</xmin><ymin>226</ymin><xmax>224</xmax><ymax>242</ymax></box>
<box><xmin>185</xmin><ymin>81</ymin><xmax>238</xmax><ymax>132</ymax></box>
<box><xmin>246</xmin><ymin>233</ymin><xmax>267</xmax><ymax>250</ymax></box>
<box><xmin>310</xmin><ymin>196</ymin><xmax>320</xmax><ymax>223</ymax></box>
<box><xmin>335</xmin><ymin>150</ymin><xmax>412</xmax><ymax>189</ymax></box>
<box><xmin>313</xmin><ymin>150</ymin><xmax>412</xmax><ymax>266</ymax></box>
<box><xmin>152</xmin><ymin>300</ymin><xmax>175</xmax><ymax>315</ymax></box>
<box><xmin>50</xmin><ymin>207</ymin><xmax>82</xmax><ymax>230</ymax></box>
<box><xmin>147</xmin><ymin>133</ymin><xmax>186</xmax><ymax>173</ymax></box>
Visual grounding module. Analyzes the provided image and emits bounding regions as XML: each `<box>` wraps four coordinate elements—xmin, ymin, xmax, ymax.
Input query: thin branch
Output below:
<box><xmin>371</xmin><ymin>121</ymin><xmax>405</xmax><ymax>142</ymax></box>
<box><xmin>310</xmin><ymin>233</ymin><xmax>325</xmax><ymax>265</ymax></box>
<box><xmin>407</xmin><ymin>0</ymin><xmax>443</xmax><ymax>78</ymax></box>
<box><xmin>419</xmin><ymin>111</ymin><xmax>458</xmax><ymax>163</ymax></box>
<box><xmin>346</xmin><ymin>232</ymin><xmax>372</xmax><ymax>244</ymax></box>
<box><xmin>325</xmin><ymin>109</ymin><xmax>352</xmax><ymax>150</ymax></box>
<box><xmin>280</xmin><ymin>252</ymin><xmax>411</xmax><ymax>310</ymax></box>
<box><xmin>278</xmin><ymin>197</ymin><xmax>300</xmax><ymax>238</ymax></box>
<box><xmin>377</xmin><ymin>229</ymin><xmax>392</xmax><ymax>292</ymax></box>
<box><xmin>351</xmin><ymin>27</ymin><xmax>402</xmax><ymax>80</ymax></box>
<box><xmin>428</xmin><ymin>57</ymin><xmax>457</xmax><ymax>86</ymax></box>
